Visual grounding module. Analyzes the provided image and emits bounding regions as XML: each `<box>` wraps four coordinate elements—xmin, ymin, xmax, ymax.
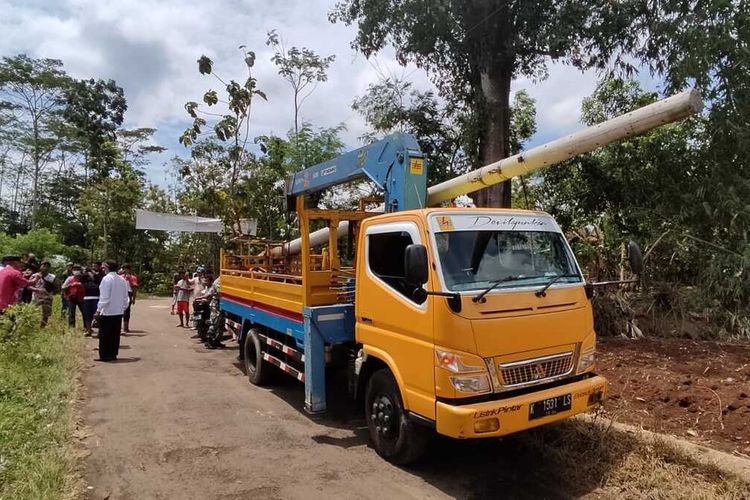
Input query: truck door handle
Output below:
<box><xmin>361</xmin><ymin>317</ymin><xmax>373</xmax><ymax>324</ymax></box>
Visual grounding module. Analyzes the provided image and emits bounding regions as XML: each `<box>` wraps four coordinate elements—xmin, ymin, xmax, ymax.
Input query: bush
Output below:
<box><xmin>137</xmin><ymin>271</ymin><xmax>174</xmax><ymax>296</ymax></box>
<box><xmin>0</xmin><ymin>304</ymin><xmax>42</xmax><ymax>349</ymax></box>
<box><xmin>0</xmin><ymin>228</ymin><xmax>88</xmax><ymax>266</ymax></box>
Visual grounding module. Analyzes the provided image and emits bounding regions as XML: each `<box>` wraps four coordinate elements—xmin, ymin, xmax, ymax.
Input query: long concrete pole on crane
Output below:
<box><xmin>273</xmin><ymin>89</ymin><xmax>703</xmax><ymax>257</ymax></box>
<box><xmin>427</xmin><ymin>89</ymin><xmax>703</xmax><ymax>205</ymax></box>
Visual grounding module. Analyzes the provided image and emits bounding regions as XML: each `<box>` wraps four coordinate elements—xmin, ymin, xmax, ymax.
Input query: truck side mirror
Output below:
<box><xmin>404</xmin><ymin>244</ymin><xmax>429</xmax><ymax>287</ymax></box>
<box><xmin>627</xmin><ymin>241</ymin><xmax>643</xmax><ymax>276</ymax></box>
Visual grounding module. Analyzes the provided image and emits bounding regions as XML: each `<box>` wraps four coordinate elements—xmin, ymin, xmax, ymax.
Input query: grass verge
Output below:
<box><xmin>0</xmin><ymin>304</ymin><xmax>82</xmax><ymax>500</ymax></box>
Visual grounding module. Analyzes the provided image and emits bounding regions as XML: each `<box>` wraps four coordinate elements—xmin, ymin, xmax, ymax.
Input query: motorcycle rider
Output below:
<box><xmin>192</xmin><ymin>273</ymin><xmax>214</xmax><ymax>342</ymax></box>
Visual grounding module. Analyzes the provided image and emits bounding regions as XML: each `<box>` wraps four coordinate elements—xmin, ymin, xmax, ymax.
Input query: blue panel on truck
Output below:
<box><xmin>220</xmin><ymin>296</ymin><xmax>304</xmax><ymax>343</ymax></box>
<box><xmin>303</xmin><ymin>304</ymin><xmax>355</xmax><ymax>414</ymax></box>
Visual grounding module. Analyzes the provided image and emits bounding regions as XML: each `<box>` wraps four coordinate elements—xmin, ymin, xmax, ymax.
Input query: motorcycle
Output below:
<box><xmin>191</xmin><ymin>298</ymin><xmax>212</xmax><ymax>342</ymax></box>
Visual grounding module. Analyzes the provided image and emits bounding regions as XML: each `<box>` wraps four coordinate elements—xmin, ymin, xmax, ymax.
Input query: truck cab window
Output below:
<box><xmin>368</xmin><ymin>231</ymin><xmax>424</xmax><ymax>304</ymax></box>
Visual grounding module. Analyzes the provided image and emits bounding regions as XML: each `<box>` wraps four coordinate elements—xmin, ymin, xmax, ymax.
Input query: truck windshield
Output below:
<box><xmin>434</xmin><ymin>230</ymin><xmax>581</xmax><ymax>292</ymax></box>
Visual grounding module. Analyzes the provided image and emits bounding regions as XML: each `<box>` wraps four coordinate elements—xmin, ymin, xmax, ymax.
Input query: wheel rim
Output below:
<box><xmin>371</xmin><ymin>393</ymin><xmax>398</xmax><ymax>441</ymax></box>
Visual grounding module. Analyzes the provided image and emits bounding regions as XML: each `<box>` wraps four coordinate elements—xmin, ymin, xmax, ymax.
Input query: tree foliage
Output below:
<box><xmin>63</xmin><ymin>78</ymin><xmax>127</xmax><ymax>178</ymax></box>
<box><xmin>0</xmin><ymin>54</ymin><xmax>170</xmax><ymax>289</ymax></box>
<box><xmin>351</xmin><ymin>77</ymin><xmax>537</xmax><ymax>188</ymax></box>
<box><xmin>0</xmin><ymin>55</ymin><xmax>71</xmax><ymax>228</ymax></box>
<box><xmin>180</xmin><ymin>47</ymin><xmax>267</xmax><ymax>231</ymax></box>
<box><xmin>267</xmin><ymin>30</ymin><xmax>335</xmax><ymax>135</ymax></box>
<box><xmin>539</xmin><ymin>77</ymin><xmax>749</xmax><ymax>336</ymax></box>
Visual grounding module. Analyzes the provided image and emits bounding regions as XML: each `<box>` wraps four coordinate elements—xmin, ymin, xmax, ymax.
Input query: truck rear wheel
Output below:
<box><xmin>365</xmin><ymin>368</ymin><xmax>428</xmax><ymax>465</ymax></box>
<box><xmin>243</xmin><ymin>328</ymin><xmax>270</xmax><ymax>386</ymax></box>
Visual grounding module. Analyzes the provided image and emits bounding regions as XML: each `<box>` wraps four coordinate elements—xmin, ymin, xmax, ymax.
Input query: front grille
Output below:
<box><xmin>499</xmin><ymin>352</ymin><xmax>574</xmax><ymax>387</ymax></box>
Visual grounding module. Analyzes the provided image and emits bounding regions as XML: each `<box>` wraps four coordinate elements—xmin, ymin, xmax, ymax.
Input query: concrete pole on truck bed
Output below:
<box><xmin>275</xmin><ymin>89</ymin><xmax>703</xmax><ymax>257</ymax></box>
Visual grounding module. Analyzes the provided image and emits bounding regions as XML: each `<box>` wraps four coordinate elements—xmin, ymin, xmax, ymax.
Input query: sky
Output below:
<box><xmin>0</xmin><ymin>0</ymin><xmax>659</xmax><ymax>187</ymax></box>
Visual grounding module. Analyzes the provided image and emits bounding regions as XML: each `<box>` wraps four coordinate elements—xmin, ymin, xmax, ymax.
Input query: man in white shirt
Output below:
<box><xmin>188</xmin><ymin>266</ymin><xmax>206</xmax><ymax>330</ymax></box>
<box><xmin>96</xmin><ymin>260</ymin><xmax>130</xmax><ymax>362</ymax></box>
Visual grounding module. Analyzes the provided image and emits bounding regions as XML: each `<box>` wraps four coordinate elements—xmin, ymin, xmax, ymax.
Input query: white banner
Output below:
<box><xmin>135</xmin><ymin>209</ymin><xmax>224</xmax><ymax>233</ymax></box>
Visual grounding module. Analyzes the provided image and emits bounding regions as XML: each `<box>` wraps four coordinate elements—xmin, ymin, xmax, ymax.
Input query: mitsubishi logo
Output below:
<box><xmin>531</xmin><ymin>363</ymin><xmax>546</xmax><ymax>380</ymax></box>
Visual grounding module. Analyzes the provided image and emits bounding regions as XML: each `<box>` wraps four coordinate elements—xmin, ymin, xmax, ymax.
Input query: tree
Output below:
<box><xmin>63</xmin><ymin>78</ymin><xmax>127</xmax><ymax>178</ymax></box>
<box><xmin>78</xmin><ymin>156</ymin><xmax>144</xmax><ymax>259</ymax></box>
<box><xmin>538</xmin><ymin>77</ymin><xmax>750</xmax><ymax>320</ymax></box>
<box><xmin>117</xmin><ymin>128</ymin><xmax>166</xmax><ymax>167</ymax></box>
<box><xmin>0</xmin><ymin>54</ymin><xmax>71</xmax><ymax>227</ymax></box>
<box><xmin>172</xmin><ymin>140</ymin><xmax>235</xmax><ymax>221</ymax></box>
<box><xmin>266</xmin><ymin>30</ymin><xmax>335</xmax><ymax>135</ymax></box>
<box><xmin>508</xmin><ymin>90</ymin><xmax>537</xmax><ymax>209</ymax></box>
<box><xmin>330</xmin><ymin>1</ymin><xmax>656</xmax><ymax>208</ymax></box>
<box><xmin>353</xmin><ymin>78</ymin><xmax>537</xmax><ymax>188</ymax></box>
<box><xmin>180</xmin><ymin>47</ymin><xmax>267</xmax><ymax>230</ymax></box>
<box><xmin>352</xmin><ymin>77</ymin><xmax>469</xmax><ymax>186</ymax></box>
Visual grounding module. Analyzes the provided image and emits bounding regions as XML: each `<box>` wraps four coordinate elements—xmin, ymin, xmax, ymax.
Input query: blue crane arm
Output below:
<box><xmin>285</xmin><ymin>133</ymin><xmax>427</xmax><ymax>212</ymax></box>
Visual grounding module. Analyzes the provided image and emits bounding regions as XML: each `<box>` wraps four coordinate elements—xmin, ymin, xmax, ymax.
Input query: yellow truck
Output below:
<box><xmin>219</xmin><ymin>91</ymin><xmax>701</xmax><ymax>463</ymax></box>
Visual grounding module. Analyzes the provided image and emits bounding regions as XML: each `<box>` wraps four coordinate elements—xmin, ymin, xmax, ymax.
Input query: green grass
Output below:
<box><xmin>0</xmin><ymin>303</ymin><xmax>82</xmax><ymax>500</ymax></box>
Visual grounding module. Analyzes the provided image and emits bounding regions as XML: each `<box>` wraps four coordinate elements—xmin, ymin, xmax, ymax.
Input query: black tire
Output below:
<box><xmin>365</xmin><ymin>368</ymin><xmax>429</xmax><ymax>465</ymax></box>
<box><xmin>243</xmin><ymin>328</ymin><xmax>270</xmax><ymax>386</ymax></box>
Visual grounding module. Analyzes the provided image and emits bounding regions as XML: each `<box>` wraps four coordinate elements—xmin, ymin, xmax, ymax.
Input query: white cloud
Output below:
<box><xmin>1</xmin><ymin>0</ymin><xmax>609</xmax><ymax>184</ymax></box>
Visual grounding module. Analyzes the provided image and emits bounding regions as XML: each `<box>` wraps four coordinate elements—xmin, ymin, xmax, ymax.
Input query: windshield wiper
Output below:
<box><xmin>472</xmin><ymin>275</ymin><xmax>523</xmax><ymax>303</ymax></box>
<box><xmin>534</xmin><ymin>274</ymin><xmax>580</xmax><ymax>298</ymax></box>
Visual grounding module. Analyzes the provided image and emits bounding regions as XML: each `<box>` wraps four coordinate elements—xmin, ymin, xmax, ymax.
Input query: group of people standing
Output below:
<box><xmin>58</xmin><ymin>262</ymin><xmax>138</xmax><ymax>336</ymax></box>
<box><xmin>0</xmin><ymin>254</ymin><xmax>58</xmax><ymax>325</ymax></box>
<box><xmin>0</xmin><ymin>255</ymin><xmax>138</xmax><ymax>362</ymax></box>
<box><xmin>172</xmin><ymin>267</ymin><xmax>217</xmax><ymax>328</ymax></box>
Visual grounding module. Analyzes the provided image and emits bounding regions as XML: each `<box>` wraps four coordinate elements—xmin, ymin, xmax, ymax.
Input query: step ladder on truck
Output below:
<box><xmin>219</xmin><ymin>90</ymin><xmax>703</xmax><ymax>464</ymax></box>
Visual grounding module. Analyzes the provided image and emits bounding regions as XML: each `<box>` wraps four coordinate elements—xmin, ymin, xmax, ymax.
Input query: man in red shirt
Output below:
<box><xmin>0</xmin><ymin>256</ymin><xmax>29</xmax><ymax>313</ymax></box>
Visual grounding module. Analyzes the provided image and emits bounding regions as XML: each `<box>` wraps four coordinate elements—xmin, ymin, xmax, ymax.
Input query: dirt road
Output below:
<box><xmin>80</xmin><ymin>298</ymin><xmax>515</xmax><ymax>499</ymax></box>
<box><xmin>79</xmin><ymin>299</ymin><xmax>747</xmax><ymax>500</ymax></box>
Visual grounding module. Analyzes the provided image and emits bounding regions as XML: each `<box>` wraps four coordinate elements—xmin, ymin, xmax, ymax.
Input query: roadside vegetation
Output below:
<box><xmin>0</xmin><ymin>303</ymin><xmax>81</xmax><ymax>500</ymax></box>
<box><xmin>512</xmin><ymin>418</ymin><xmax>750</xmax><ymax>498</ymax></box>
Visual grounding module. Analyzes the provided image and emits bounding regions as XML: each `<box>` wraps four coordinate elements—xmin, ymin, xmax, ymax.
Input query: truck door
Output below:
<box><xmin>356</xmin><ymin>220</ymin><xmax>435</xmax><ymax>420</ymax></box>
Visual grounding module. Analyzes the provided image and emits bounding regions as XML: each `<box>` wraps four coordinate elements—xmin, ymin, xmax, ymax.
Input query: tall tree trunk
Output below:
<box><xmin>293</xmin><ymin>89</ymin><xmax>299</xmax><ymax>136</ymax></box>
<box><xmin>462</xmin><ymin>0</ymin><xmax>514</xmax><ymax>208</ymax></box>
<box><xmin>472</xmin><ymin>66</ymin><xmax>513</xmax><ymax>208</ymax></box>
<box><xmin>31</xmin><ymin>118</ymin><xmax>40</xmax><ymax>228</ymax></box>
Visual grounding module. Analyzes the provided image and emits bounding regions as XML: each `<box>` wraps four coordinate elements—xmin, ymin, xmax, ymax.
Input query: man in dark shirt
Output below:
<box><xmin>91</xmin><ymin>261</ymin><xmax>106</xmax><ymax>285</ymax></box>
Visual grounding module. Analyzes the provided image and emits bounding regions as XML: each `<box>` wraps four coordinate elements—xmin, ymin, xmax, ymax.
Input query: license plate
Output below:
<box><xmin>529</xmin><ymin>393</ymin><xmax>572</xmax><ymax>420</ymax></box>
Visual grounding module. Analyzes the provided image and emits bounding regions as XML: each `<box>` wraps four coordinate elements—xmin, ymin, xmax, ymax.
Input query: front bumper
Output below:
<box><xmin>435</xmin><ymin>374</ymin><xmax>607</xmax><ymax>439</ymax></box>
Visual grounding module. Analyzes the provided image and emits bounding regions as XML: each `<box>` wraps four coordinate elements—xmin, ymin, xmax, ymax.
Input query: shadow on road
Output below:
<box><xmin>242</xmin><ymin>366</ymin><xmax>633</xmax><ymax>498</ymax></box>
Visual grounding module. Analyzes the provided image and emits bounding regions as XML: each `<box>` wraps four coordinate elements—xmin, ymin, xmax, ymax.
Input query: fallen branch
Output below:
<box><xmin>708</xmin><ymin>388</ymin><xmax>725</xmax><ymax>430</ymax></box>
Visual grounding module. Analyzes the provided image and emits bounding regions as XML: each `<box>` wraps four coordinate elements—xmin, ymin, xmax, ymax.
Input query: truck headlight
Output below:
<box><xmin>450</xmin><ymin>374</ymin><xmax>492</xmax><ymax>394</ymax></box>
<box><xmin>577</xmin><ymin>349</ymin><xmax>596</xmax><ymax>374</ymax></box>
<box><xmin>436</xmin><ymin>349</ymin><xmax>486</xmax><ymax>373</ymax></box>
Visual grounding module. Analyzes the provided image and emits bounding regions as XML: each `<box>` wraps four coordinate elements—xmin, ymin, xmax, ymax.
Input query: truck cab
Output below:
<box><xmin>355</xmin><ymin>208</ymin><xmax>606</xmax><ymax>463</ymax></box>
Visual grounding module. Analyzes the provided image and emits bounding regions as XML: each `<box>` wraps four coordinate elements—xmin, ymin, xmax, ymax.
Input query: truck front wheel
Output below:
<box><xmin>243</xmin><ymin>328</ymin><xmax>270</xmax><ymax>386</ymax></box>
<box><xmin>365</xmin><ymin>368</ymin><xmax>428</xmax><ymax>465</ymax></box>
